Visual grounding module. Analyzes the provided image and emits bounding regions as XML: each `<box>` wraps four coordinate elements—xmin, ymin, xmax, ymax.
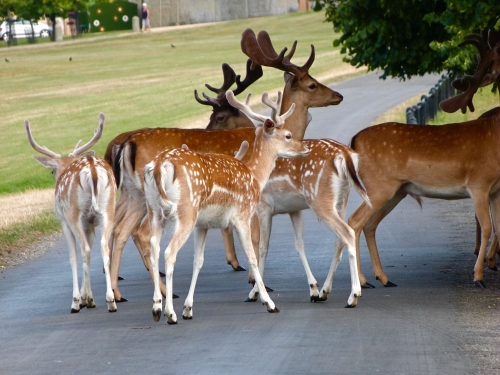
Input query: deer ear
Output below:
<box><xmin>284</xmin><ymin>72</ymin><xmax>294</xmax><ymax>84</ymax></box>
<box><xmin>263</xmin><ymin>119</ymin><xmax>276</xmax><ymax>135</ymax></box>
<box><xmin>33</xmin><ymin>155</ymin><xmax>59</xmax><ymax>169</ymax></box>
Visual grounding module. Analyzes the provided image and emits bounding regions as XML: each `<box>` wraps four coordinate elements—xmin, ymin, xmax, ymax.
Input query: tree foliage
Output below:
<box><xmin>323</xmin><ymin>0</ymin><xmax>500</xmax><ymax>80</ymax></box>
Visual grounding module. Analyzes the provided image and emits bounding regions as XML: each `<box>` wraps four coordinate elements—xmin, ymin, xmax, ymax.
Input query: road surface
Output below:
<box><xmin>1</xmin><ymin>73</ymin><xmax>499</xmax><ymax>375</ymax></box>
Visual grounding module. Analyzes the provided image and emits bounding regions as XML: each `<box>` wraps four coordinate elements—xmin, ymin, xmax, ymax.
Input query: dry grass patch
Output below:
<box><xmin>0</xmin><ymin>189</ymin><xmax>54</xmax><ymax>229</ymax></box>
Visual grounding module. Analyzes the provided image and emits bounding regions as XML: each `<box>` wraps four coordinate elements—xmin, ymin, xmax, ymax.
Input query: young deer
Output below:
<box><xmin>108</xmin><ymin>30</ymin><xmax>343</xmax><ymax>302</ymax></box>
<box><xmin>345</xmin><ymin>30</ymin><xmax>500</xmax><ymax>289</ymax></box>
<box><xmin>26</xmin><ymin>113</ymin><xmax>117</xmax><ymax>313</ymax></box>
<box><xmin>244</xmin><ymin>92</ymin><xmax>369</xmax><ymax>307</ymax></box>
<box><xmin>142</xmin><ymin>91</ymin><xmax>310</xmax><ymax>323</ymax></box>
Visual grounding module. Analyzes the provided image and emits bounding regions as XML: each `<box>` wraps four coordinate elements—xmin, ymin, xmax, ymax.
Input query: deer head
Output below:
<box><xmin>26</xmin><ymin>113</ymin><xmax>105</xmax><ymax>180</ymax></box>
<box><xmin>240</xmin><ymin>28</ymin><xmax>343</xmax><ymax>111</ymax></box>
<box><xmin>195</xmin><ymin>59</ymin><xmax>263</xmax><ymax>130</ymax></box>
<box><xmin>440</xmin><ymin>30</ymin><xmax>500</xmax><ymax>114</ymax></box>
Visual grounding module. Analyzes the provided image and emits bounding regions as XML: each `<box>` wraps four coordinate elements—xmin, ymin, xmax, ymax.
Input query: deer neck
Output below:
<box><xmin>244</xmin><ymin>132</ymin><xmax>278</xmax><ymax>192</ymax></box>
<box><xmin>280</xmin><ymin>92</ymin><xmax>308</xmax><ymax>141</ymax></box>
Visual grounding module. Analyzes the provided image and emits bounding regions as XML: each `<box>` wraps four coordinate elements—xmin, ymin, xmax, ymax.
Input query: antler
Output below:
<box><xmin>241</xmin><ymin>28</ymin><xmax>315</xmax><ymax>77</ymax></box>
<box><xmin>440</xmin><ymin>30</ymin><xmax>500</xmax><ymax>114</ymax></box>
<box><xmin>232</xmin><ymin>59</ymin><xmax>264</xmax><ymax>96</ymax></box>
<box><xmin>194</xmin><ymin>60</ymin><xmax>263</xmax><ymax>108</ymax></box>
<box><xmin>25</xmin><ymin>120</ymin><xmax>61</xmax><ymax>158</ymax></box>
<box><xmin>69</xmin><ymin>113</ymin><xmax>105</xmax><ymax>157</ymax></box>
<box><xmin>194</xmin><ymin>63</ymin><xmax>237</xmax><ymax>108</ymax></box>
<box><xmin>226</xmin><ymin>90</ymin><xmax>295</xmax><ymax>126</ymax></box>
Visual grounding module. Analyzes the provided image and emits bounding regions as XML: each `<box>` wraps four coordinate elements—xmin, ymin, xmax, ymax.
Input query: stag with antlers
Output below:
<box><xmin>26</xmin><ymin>114</ymin><xmax>117</xmax><ymax>313</ymax></box>
<box><xmin>108</xmin><ymin>30</ymin><xmax>343</xmax><ymax>302</ymax></box>
<box><xmin>340</xmin><ymin>30</ymin><xmax>500</xmax><ymax>290</ymax></box>
<box><xmin>143</xmin><ymin>91</ymin><xmax>309</xmax><ymax>323</ymax></box>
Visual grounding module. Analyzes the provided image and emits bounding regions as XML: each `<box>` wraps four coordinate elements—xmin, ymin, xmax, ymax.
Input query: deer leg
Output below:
<box><xmin>133</xmin><ymin>218</ymin><xmax>169</xmax><ymax>298</ymax></box>
<box><xmin>101</xmin><ymin>215</ymin><xmax>117</xmax><ymax>312</ymax></box>
<box><xmin>246</xmin><ymin>203</ymin><xmax>273</xmax><ymax>301</ymax></box>
<box><xmin>110</xmin><ymin>199</ymin><xmax>147</xmax><ymax>302</ymax></box>
<box><xmin>221</xmin><ymin>228</ymin><xmax>244</xmax><ymax>271</ymax></box>
<box><xmin>363</xmin><ymin>189</ymin><xmax>407</xmax><ymax>287</ymax></box>
<box><xmin>234</xmin><ymin>218</ymin><xmax>278</xmax><ymax>313</ymax></box>
<box><xmin>149</xmin><ymin>214</ymin><xmax>164</xmax><ymax>322</ymax></box>
<box><xmin>474</xmin><ymin>216</ymin><xmax>481</xmax><ymax>256</ymax></box>
<box><xmin>471</xmin><ymin>192</ymin><xmax>492</xmax><ymax>287</ymax></box>
<box><xmin>486</xmin><ymin>235</ymin><xmax>499</xmax><ymax>270</ymax></box>
<box><xmin>82</xmin><ymin>226</ymin><xmax>96</xmax><ymax>308</ymax></box>
<box><xmin>163</xmin><ymin>221</ymin><xmax>194</xmax><ymax>324</ymax></box>
<box><xmin>61</xmin><ymin>222</ymin><xmax>81</xmax><ymax>313</ymax></box>
<box><xmin>183</xmin><ymin>227</ymin><xmax>208</xmax><ymax>320</ymax></box>
<box><xmin>310</xmin><ymin>202</ymin><xmax>360</xmax><ymax>307</ymax></box>
<box><xmin>289</xmin><ymin>210</ymin><xmax>321</xmax><ymax>301</ymax></box>
<box><xmin>348</xmin><ymin>186</ymin><xmax>403</xmax><ymax>288</ymax></box>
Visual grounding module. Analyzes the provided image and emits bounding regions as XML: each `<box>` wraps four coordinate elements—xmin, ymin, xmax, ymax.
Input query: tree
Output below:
<box><xmin>323</xmin><ymin>0</ymin><xmax>500</xmax><ymax>80</ymax></box>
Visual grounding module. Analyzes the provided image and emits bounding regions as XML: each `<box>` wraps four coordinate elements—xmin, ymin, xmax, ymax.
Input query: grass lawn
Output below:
<box><xmin>0</xmin><ymin>10</ymin><xmax>357</xmax><ymax>195</ymax></box>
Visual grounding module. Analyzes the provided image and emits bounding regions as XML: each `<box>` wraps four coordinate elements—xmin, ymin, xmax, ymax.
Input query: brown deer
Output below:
<box><xmin>342</xmin><ymin>30</ymin><xmax>500</xmax><ymax>289</ymax></box>
<box><xmin>143</xmin><ymin>90</ymin><xmax>310</xmax><ymax>323</ymax></box>
<box><xmin>26</xmin><ymin>113</ymin><xmax>118</xmax><ymax>313</ymax></box>
<box><xmin>108</xmin><ymin>29</ymin><xmax>343</xmax><ymax>302</ymax></box>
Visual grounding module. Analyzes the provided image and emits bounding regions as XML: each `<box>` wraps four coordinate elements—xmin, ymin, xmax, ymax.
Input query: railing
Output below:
<box><xmin>406</xmin><ymin>73</ymin><xmax>456</xmax><ymax>124</ymax></box>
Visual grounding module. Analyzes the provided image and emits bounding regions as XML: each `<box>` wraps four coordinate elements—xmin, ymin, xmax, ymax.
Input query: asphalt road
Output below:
<box><xmin>1</xmin><ymin>73</ymin><xmax>499</xmax><ymax>375</ymax></box>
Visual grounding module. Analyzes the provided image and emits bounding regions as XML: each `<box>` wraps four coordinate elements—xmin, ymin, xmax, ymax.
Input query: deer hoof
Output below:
<box><xmin>152</xmin><ymin>308</ymin><xmax>162</xmax><ymax>322</ymax></box>
<box><xmin>244</xmin><ymin>296</ymin><xmax>258</xmax><ymax>302</ymax></box>
<box><xmin>383</xmin><ymin>281</ymin><xmax>397</xmax><ymax>287</ymax></box>
<box><xmin>361</xmin><ymin>282</ymin><xmax>376</xmax><ymax>289</ymax></box>
<box><xmin>172</xmin><ymin>294</ymin><xmax>179</xmax><ymax>299</ymax></box>
<box><xmin>233</xmin><ymin>265</ymin><xmax>246</xmax><ymax>271</ymax></box>
<box><xmin>265</xmin><ymin>286</ymin><xmax>274</xmax><ymax>292</ymax></box>
<box><xmin>474</xmin><ymin>280</ymin><xmax>486</xmax><ymax>289</ymax></box>
<box><xmin>70</xmin><ymin>308</ymin><xmax>80</xmax><ymax>314</ymax></box>
<box><xmin>267</xmin><ymin>306</ymin><xmax>280</xmax><ymax>313</ymax></box>
<box><xmin>116</xmin><ymin>297</ymin><xmax>128</xmax><ymax>303</ymax></box>
<box><xmin>344</xmin><ymin>303</ymin><xmax>357</xmax><ymax>309</ymax></box>
<box><xmin>118</xmin><ymin>276</ymin><xmax>124</xmax><ymax>281</ymax></box>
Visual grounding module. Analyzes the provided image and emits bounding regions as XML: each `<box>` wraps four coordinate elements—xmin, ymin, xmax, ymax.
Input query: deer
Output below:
<box><xmin>338</xmin><ymin>30</ymin><xmax>500</xmax><ymax>290</ymax></box>
<box><xmin>108</xmin><ymin>29</ymin><xmax>343</xmax><ymax>303</ymax></box>
<box><xmin>26</xmin><ymin>113</ymin><xmax>118</xmax><ymax>313</ymax></box>
<box><xmin>142</xmin><ymin>90</ymin><xmax>310</xmax><ymax>323</ymax></box>
<box><xmin>238</xmin><ymin>91</ymin><xmax>368</xmax><ymax>307</ymax></box>
<box><xmin>237</xmin><ymin>28</ymin><xmax>372</xmax><ymax>306</ymax></box>
<box><xmin>104</xmin><ymin>60</ymin><xmax>263</xmax><ymax>283</ymax></box>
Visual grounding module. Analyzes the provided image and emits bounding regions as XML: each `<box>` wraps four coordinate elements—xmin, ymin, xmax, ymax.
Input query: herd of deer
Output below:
<box><xmin>25</xmin><ymin>28</ymin><xmax>500</xmax><ymax>323</ymax></box>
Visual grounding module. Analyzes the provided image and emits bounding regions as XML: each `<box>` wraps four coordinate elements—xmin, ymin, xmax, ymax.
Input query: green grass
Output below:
<box><xmin>429</xmin><ymin>88</ymin><xmax>500</xmax><ymax>125</ymax></box>
<box><xmin>0</xmin><ymin>210</ymin><xmax>60</xmax><ymax>264</ymax></box>
<box><xmin>0</xmin><ymin>11</ymin><xmax>352</xmax><ymax>195</ymax></box>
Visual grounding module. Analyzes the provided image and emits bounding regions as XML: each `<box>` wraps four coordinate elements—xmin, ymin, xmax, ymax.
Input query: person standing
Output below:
<box><xmin>142</xmin><ymin>3</ymin><xmax>151</xmax><ymax>32</ymax></box>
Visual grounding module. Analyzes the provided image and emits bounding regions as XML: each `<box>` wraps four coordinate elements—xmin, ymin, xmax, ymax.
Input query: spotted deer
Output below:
<box><xmin>343</xmin><ymin>30</ymin><xmax>500</xmax><ymax>289</ymax></box>
<box><xmin>26</xmin><ymin>113</ymin><xmax>117</xmax><ymax>313</ymax></box>
<box><xmin>243</xmin><ymin>92</ymin><xmax>369</xmax><ymax>307</ymax></box>
<box><xmin>142</xmin><ymin>91</ymin><xmax>310</xmax><ymax>323</ymax></box>
<box><xmin>108</xmin><ymin>29</ymin><xmax>343</xmax><ymax>302</ymax></box>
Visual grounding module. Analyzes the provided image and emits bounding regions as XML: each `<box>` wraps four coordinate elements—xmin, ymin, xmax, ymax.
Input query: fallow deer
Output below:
<box><xmin>26</xmin><ymin>113</ymin><xmax>117</xmax><ymax>313</ymax></box>
<box><xmin>108</xmin><ymin>29</ymin><xmax>343</xmax><ymax>302</ymax></box>
<box><xmin>142</xmin><ymin>91</ymin><xmax>310</xmax><ymax>323</ymax></box>
<box><xmin>342</xmin><ymin>30</ymin><xmax>500</xmax><ymax>289</ymax></box>
<box><xmin>243</xmin><ymin>91</ymin><xmax>369</xmax><ymax>307</ymax></box>
<box><xmin>104</xmin><ymin>60</ymin><xmax>262</xmax><ymax>282</ymax></box>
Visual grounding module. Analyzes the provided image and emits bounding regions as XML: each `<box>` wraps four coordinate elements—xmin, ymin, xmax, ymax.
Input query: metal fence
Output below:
<box><xmin>406</xmin><ymin>73</ymin><xmax>456</xmax><ymax>124</ymax></box>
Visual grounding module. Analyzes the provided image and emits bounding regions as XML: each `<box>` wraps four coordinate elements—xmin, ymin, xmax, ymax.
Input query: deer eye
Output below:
<box><xmin>285</xmin><ymin>133</ymin><xmax>292</xmax><ymax>140</ymax></box>
<box><xmin>308</xmin><ymin>84</ymin><xmax>317</xmax><ymax>90</ymax></box>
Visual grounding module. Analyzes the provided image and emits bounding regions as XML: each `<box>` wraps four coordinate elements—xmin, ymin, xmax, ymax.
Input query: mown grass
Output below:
<box><xmin>0</xmin><ymin>11</ymin><xmax>354</xmax><ymax>195</ymax></box>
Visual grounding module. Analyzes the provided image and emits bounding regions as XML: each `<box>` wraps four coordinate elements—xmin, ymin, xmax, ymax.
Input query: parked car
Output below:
<box><xmin>0</xmin><ymin>19</ymin><xmax>52</xmax><ymax>42</ymax></box>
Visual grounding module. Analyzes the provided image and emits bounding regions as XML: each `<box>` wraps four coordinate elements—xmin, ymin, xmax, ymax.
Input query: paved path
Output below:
<box><xmin>1</xmin><ymin>73</ymin><xmax>499</xmax><ymax>375</ymax></box>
